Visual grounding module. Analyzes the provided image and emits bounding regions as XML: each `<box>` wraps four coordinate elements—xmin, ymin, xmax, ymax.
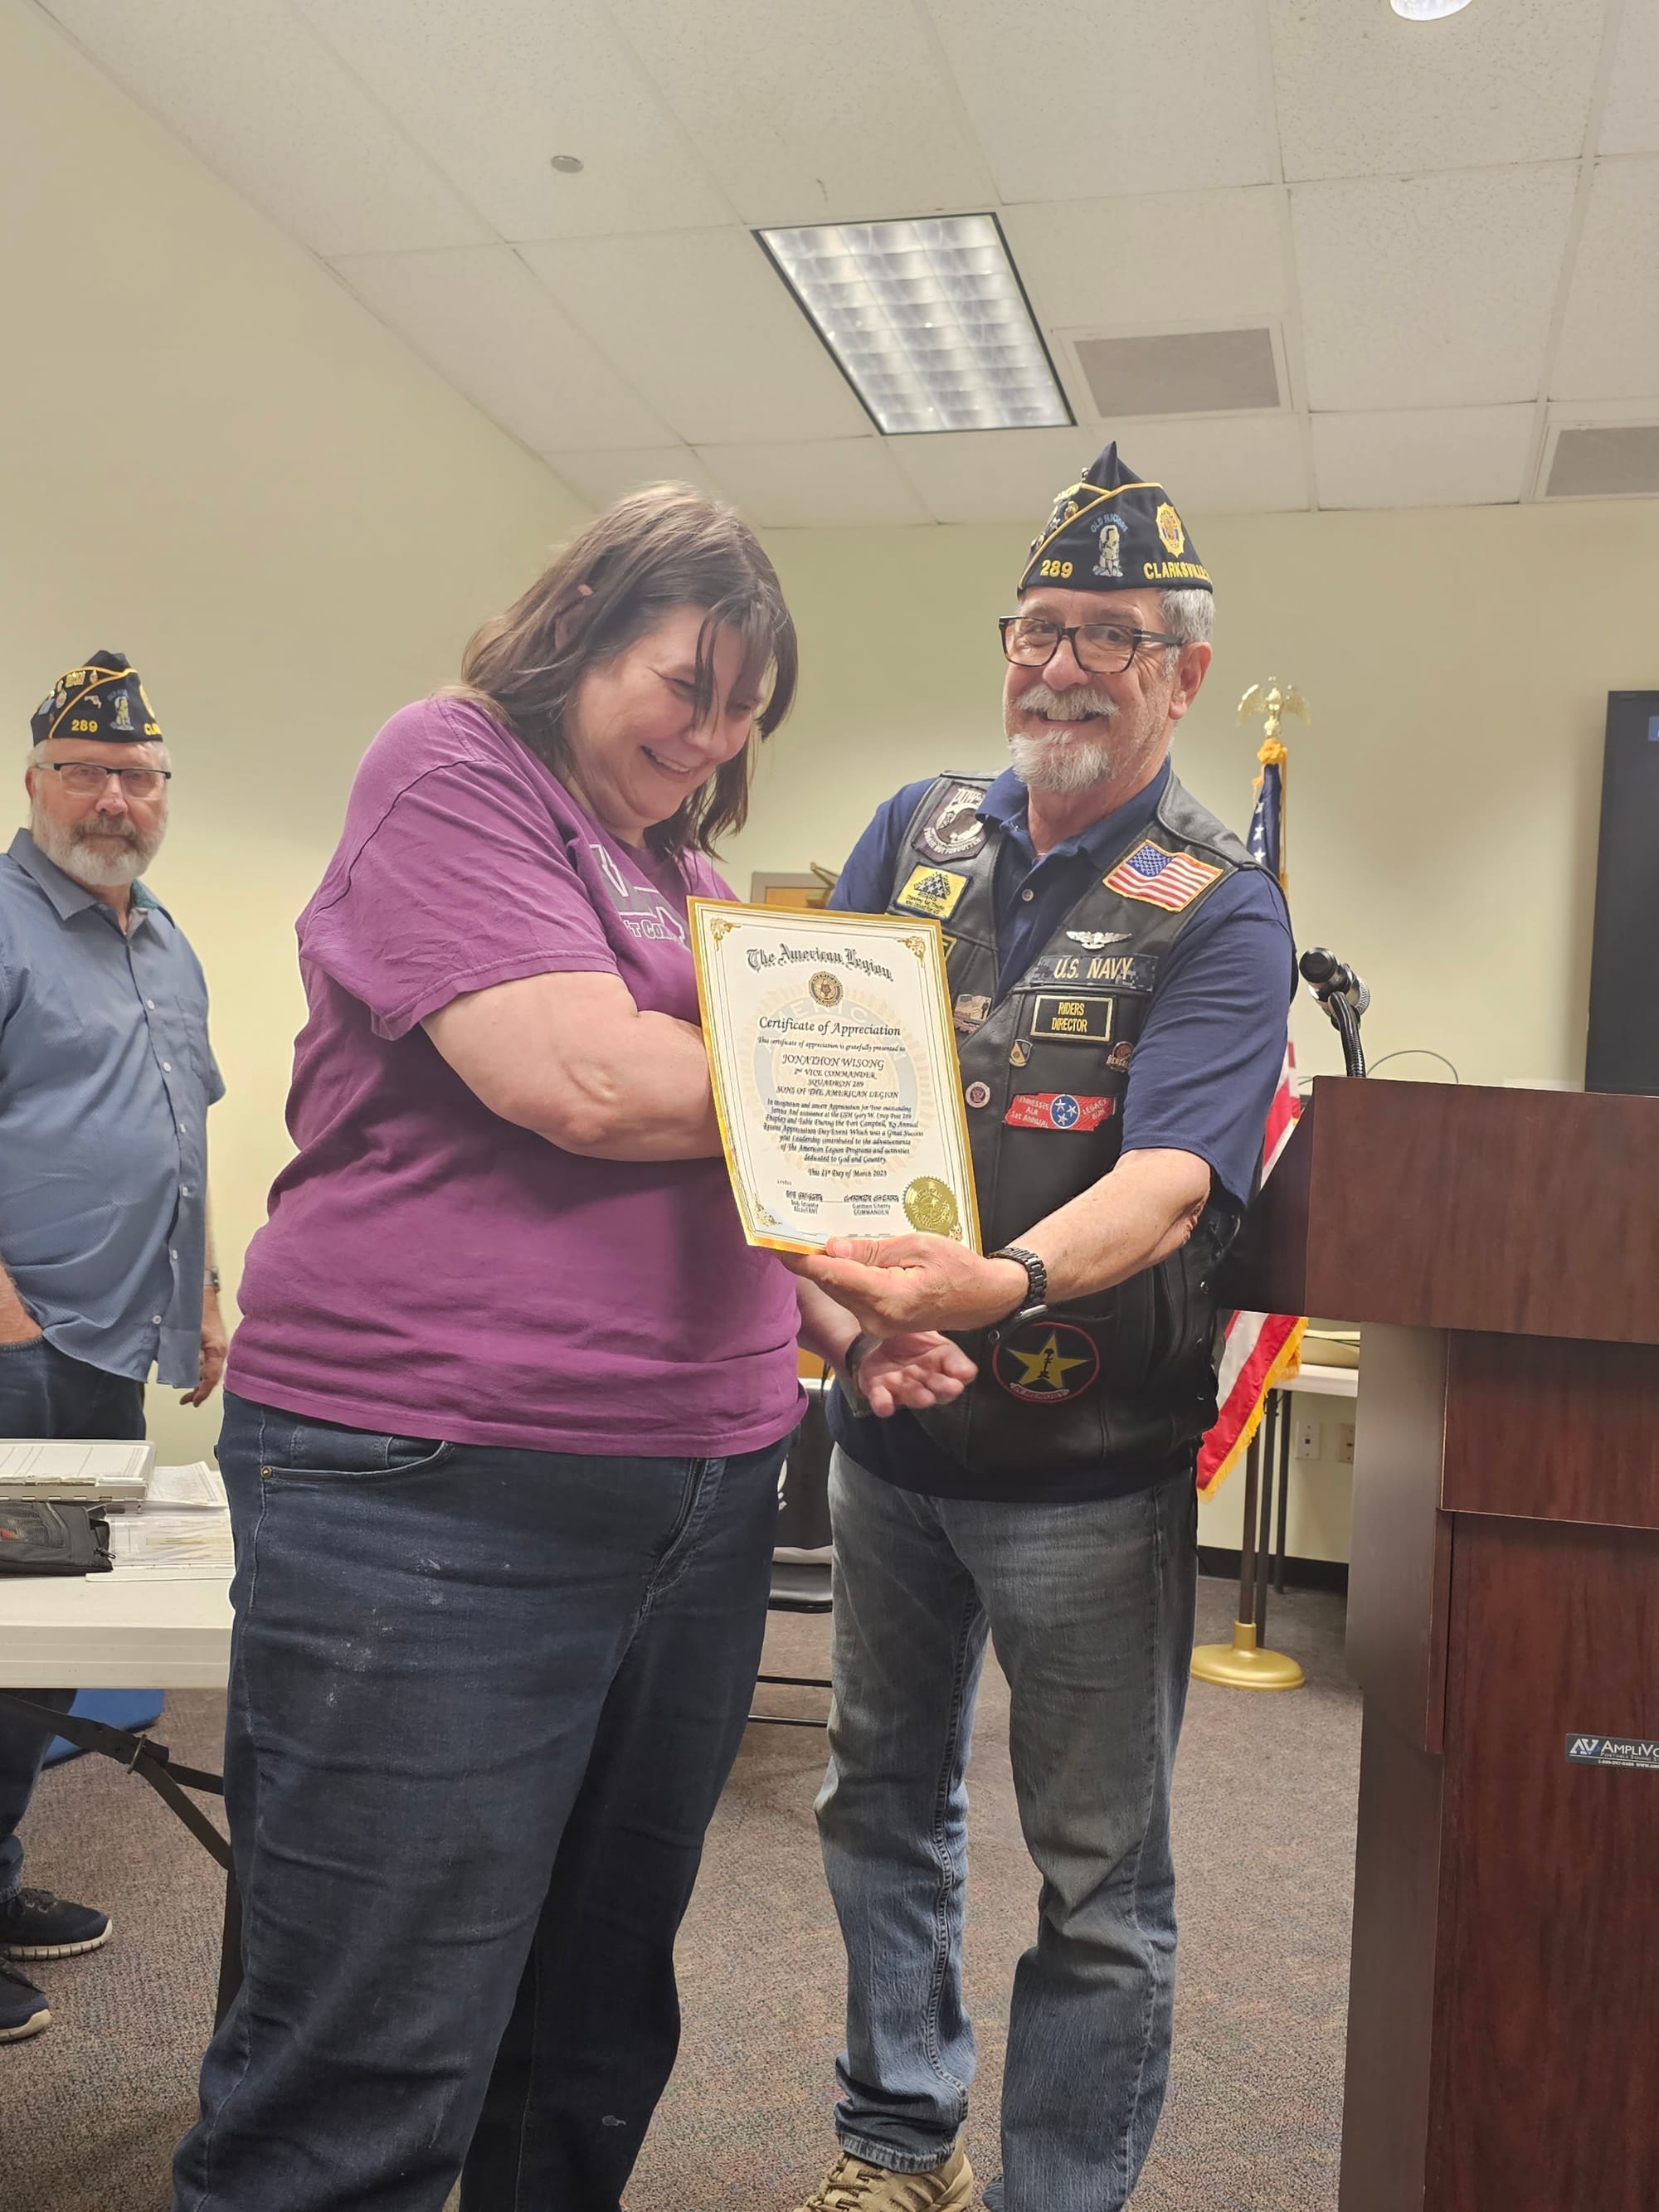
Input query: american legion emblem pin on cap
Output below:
<box><xmin>1018</xmin><ymin>440</ymin><xmax>1211</xmax><ymax>597</ymax></box>
<box><xmin>31</xmin><ymin>649</ymin><xmax>162</xmax><ymax>748</ymax></box>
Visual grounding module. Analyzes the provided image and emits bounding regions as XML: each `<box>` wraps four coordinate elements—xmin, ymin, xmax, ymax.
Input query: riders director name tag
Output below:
<box><xmin>1029</xmin><ymin>993</ymin><xmax>1117</xmax><ymax>1043</ymax></box>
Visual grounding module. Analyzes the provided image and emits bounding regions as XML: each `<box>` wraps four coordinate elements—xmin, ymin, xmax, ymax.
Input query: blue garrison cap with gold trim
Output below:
<box><xmin>1019</xmin><ymin>441</ymin><xmax>1211</xmax><ymax>597</ymax></box>
<box><xmin>30</xmin><ymin>650</ymin><xmax>163</xmax><ymax>748</ymax></box>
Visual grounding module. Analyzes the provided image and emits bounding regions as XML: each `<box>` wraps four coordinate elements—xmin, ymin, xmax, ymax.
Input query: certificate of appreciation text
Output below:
<box><xmin>688</xmin><ymin>901</ymin><xmax>980</xmax><ymax>1255</ymax></box>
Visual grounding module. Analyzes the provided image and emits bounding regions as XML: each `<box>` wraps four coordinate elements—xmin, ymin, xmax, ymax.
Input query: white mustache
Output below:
<box><xmin>1015</xmin><ymin>683</ymin><xmax>1119</xmax><ymax>722</ymax></box>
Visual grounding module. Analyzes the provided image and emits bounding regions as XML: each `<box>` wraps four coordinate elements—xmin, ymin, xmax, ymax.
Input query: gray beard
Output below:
<box><xmin>1005</xmin><ymin>681</ymin><xmax>1122</xmax><ymax>795</ymax></box>
<box><xmin>30</xmin><ymin>804</ymin><xmax>164</xmax><ymax>888</ymax></box>
<box><xmin>1007</xmin><ymin>730</ymin><xmax>1121</xmax><ymax>795</ymax></box>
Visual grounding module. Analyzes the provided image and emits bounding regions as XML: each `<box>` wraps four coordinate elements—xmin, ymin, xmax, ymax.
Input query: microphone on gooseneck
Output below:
<box><xmin>1298</xmin><ymin>948</ymin><xmax>1370</xmax><ymax>1078</ymax></box>
<box><xmin>1298</xmin><ymin>947</ymin><xmax>1371</xmax><ymax>1018</ymax></box>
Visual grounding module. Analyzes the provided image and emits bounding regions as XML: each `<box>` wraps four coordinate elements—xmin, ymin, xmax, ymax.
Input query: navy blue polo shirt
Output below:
<box><xmin>824</xmin><ymin>759</ymin><xmax>1296</xmax><ymax>1501</ymax></box>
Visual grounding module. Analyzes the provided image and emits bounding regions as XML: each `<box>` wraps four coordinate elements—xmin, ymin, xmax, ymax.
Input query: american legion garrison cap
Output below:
<box><xmin>30</xmin><ymin>650</ymin><xmax>163</xmax><ymax>747</ymax></box>
<box><xmin>1018</xmin><ymin>440</ymin><xmax>1212</xmax><ymax>598</ymax></box>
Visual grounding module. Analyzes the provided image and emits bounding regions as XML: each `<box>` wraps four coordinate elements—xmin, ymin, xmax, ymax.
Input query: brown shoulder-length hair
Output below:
<box><xmin>450</xmin><ymin>484</ymin><xmax>797</xmax><ymax>862</ymax></box>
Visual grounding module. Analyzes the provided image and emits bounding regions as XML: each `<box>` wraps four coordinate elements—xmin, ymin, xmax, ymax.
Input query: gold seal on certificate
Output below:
<box><xmin>688</xmin><ymin>900</ymin><xmax>980</xmax><ymax>1255</ymax></box>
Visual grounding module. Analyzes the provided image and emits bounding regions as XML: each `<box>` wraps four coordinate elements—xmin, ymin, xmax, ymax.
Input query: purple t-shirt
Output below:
<box><xmin>230</xmin><ymin>696</ymin><xmax>803</xmax><ymax>1457</ymax></box>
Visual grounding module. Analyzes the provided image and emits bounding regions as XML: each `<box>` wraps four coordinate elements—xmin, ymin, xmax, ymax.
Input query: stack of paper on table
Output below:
<box><xmin>103</xmin><ymin>1500</ymin><xmax>235</xmax><ymax>1579</ymax></box>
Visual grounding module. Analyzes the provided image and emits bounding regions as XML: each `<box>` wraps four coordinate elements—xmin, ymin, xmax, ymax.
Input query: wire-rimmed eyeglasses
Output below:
<box><xmin>36</xmin><ymin>761</ymin><xmax>172</xmax><ymax>799</ymax></box>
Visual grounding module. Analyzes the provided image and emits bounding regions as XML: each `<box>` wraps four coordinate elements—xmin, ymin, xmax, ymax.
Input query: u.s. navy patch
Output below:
<box><xmin>1003</xmin><ymin>1091</ymin><xmax>1115</xmax><ymax>1131</ymax></box>
<box><xmin>1026</xmin><ymin>950</ymin><xmax>1156</xmax><ymax>993</ymax></box>
<box><xmin>914</xmin><ymin>785</ymin><xmax>988</xmax><ymax>865</ymax></box>
<box><xmin>1030</xmin><ymin>994</ymin><xmax>1116</xmax><ymax>1043</ymax></box>
<box><xmin>894</xmin><ymin>864</ymin><xmax>968</xmax><ymax>921</ymax></box>
<box><xmin>992</xmin><ymin>1322</ymin><xmax>1100</xmax><ymax>1405</ymax></box>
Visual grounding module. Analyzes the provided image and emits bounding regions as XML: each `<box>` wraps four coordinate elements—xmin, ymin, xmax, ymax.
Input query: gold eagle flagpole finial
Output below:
<box><xmin>1237</xmin><ymin>680</ymin><xmax>1310</xmax><ymax>751</ymax></box>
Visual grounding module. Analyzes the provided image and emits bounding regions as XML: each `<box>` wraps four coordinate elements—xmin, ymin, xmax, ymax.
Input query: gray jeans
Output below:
<box><xmin>816</xmin><ymin>1446</ymin><xmax>1197</xmax><ymax>2212</ymax></box>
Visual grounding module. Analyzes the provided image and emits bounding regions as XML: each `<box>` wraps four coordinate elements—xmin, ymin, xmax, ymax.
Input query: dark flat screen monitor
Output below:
<box><xmin>1585</xmin><ymin>690</ymin><xmax>1659</xmax><ymax>1096</ymax></box>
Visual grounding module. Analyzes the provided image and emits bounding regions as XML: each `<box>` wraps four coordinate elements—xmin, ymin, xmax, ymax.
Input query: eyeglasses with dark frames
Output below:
<box><xmin>1000</xmin><ymin>614</ymin><xmax>1185</xmax><ymax>675</ymax></box>
<box><xmin>36</xmin><ymin>761</ymin><xmax>173</xmax><ymax>799</ymax></box>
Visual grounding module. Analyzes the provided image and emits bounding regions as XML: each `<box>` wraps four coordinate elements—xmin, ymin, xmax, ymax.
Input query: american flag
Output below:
<box><xmin>1103</xmin><ymin>840</ymin><xmax>1223</xmax><ymax>912</ymax></box>
<box><xmin>1197</xmin><ymin>1045</ymin><xmax>1305</xmax><ymax>1498</ymax></box>
<box><xmin>1195</xmin><ymin>737</ymin><xmax>1304</xmax><ymax>1499</ymax></box>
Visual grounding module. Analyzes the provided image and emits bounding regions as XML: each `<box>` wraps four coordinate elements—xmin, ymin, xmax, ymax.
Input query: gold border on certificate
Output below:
<box><xmin>688</xmin><ymin>898</ymin><xmax>981</xmax><ymax>1256</ymax></box>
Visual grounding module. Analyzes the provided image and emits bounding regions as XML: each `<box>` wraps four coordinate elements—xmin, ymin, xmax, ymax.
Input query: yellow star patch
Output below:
<box><xmin>1008</xmin><ymin>1332</ymin><xmax>1090</xmax><ymax>1393</ymax></box>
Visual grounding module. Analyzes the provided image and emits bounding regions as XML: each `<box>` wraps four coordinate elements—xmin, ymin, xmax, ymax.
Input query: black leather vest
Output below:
<box><xmin>879</xmin><ymin>771</ymin><xmax>1268</xmax><ymax>1481</ymax></box>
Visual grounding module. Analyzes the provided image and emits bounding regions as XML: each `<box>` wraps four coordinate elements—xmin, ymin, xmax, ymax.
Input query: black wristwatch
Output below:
<box><xmin>838</xmin><ymin>1331</ymin><xmax>876</xmax><ymax>1416</ymax></box>
<box><xmin>988</xmin><ymin>1245</ymin><xmax>1048</xmax><ymax>1325</ymax></box>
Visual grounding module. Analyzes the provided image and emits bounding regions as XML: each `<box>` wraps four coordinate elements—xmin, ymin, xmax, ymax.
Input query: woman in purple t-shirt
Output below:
<box><xmin>175</xmin><ymin>488</ymin><xmax>971</xmax><ymax>2212</ymax></box>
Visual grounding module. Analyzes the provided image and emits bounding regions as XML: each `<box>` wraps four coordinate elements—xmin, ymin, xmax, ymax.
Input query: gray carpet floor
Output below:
<box><xmin>7</xmin><ymin>1577</ymin><xmax>1357</xmax><ymax>2212</ymax></box>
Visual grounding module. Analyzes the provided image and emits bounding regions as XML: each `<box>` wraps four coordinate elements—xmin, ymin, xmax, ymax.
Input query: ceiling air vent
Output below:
<box><xmin>1545</xmin><ymin>426</ymin><xmax>1659</xmax><ymax>499</ymax></box>
<box><xmin>1073</xmin><ymin>328</ymin><xmax>1279</xmax><ymax>417</ymax></box>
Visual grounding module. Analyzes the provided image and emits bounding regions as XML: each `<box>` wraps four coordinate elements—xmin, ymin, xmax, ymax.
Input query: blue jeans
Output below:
<box><xmin>0</xmin><ymin>1334</ymin><xmax>146</xmax><ymax>1903</ymax></box>
<box><xmin>173</xmin><ymin>1392</ymin><xmax>788</xmax><ymax>2212</ymax></box>
<box><xmin>817</xmin><ymin>1447</ymin><xmax>1197</xmax><ymax>2212</ymax></box>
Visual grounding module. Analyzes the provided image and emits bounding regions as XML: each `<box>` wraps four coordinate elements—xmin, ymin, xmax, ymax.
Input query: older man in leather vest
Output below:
<box><xmin>787</xmin><ymin>445</ymin><xmax>1297</xmax><ymax>2212</ymax></box>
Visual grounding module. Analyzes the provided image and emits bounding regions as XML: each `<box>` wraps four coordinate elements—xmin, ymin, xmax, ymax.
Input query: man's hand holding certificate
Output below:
<box><xmin>688</xmin><ymin>901</ymin><xmax>980</xmax><ymax>1257</ymax></box>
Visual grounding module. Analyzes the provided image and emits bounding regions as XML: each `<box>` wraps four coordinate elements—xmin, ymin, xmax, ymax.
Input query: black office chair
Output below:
<box><xmin>749</xmin><ymin>1379</ymin><xmax>834</xmax><ymax>1729</ymax></box>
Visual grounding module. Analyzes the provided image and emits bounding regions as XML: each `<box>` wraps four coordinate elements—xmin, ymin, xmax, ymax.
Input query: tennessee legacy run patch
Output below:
<box><xmin>1004</xmin><ymin>1092</ymin><xmax>1116</xmax><ymax>1130</ymax></box>
<box><xmin>1102</xmin><ymin>840</ymin><xmax>1222</xmax><ymax>912</ymax></box>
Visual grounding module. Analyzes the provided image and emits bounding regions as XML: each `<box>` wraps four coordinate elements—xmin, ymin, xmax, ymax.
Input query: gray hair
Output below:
<box><xmin>27</xmin><ymin>737</ymin><xmax>172</xmax><ymax>772</ymax></box>
<box><xmin>1159</xmin><ymin>589</ymin><xmax>1214</xmax><ymax>649</ymax></box>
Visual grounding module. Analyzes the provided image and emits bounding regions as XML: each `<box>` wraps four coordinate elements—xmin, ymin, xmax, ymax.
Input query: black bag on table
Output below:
<box><xmin>0</xmin><ymin>1500</ymin><xmax>113</xmax><ymax>1574</ymax></box>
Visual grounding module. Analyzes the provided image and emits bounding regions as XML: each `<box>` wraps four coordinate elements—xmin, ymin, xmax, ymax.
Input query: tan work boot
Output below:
<box><xmin>793</xmin><ymin>2145</ymin><xmax>974</xmax><ymax>2211</ymax></box>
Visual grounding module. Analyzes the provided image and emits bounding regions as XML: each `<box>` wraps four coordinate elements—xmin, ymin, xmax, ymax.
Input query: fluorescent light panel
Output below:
<box><xmin>758</xmin><ymin>214</ymin><xmax>1071</xmax><ymax>436</ymax></box>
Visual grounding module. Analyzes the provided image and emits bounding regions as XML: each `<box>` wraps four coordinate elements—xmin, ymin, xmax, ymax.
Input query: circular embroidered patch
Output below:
<box><xmin>991</xmin><ymin>1321</ymin><xmax>1101</xmax><ymax>1405</ymax></box>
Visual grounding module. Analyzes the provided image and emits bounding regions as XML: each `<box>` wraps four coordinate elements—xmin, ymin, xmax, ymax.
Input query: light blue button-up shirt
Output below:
<box><xmin>0</xmin><ymin>829</ymin><xmax>224</xmax><ymax>1386</ymax></box>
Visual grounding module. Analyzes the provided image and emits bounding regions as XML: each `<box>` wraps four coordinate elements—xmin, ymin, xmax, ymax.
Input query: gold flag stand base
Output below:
<box><xmin>1190</xmin><ymin>1618</ymin><xmax>1306</xmax><ymax>1692</ymax></box>
<box><xmin>1191</xmin><ymin>1417</ymin><xmax>1306</xmax><ymax>1693</ymax></box>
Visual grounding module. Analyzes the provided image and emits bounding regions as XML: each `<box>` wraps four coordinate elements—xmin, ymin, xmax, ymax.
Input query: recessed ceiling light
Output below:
<box><xmin>757</xmin><ymin>213</ymin><xmax>1072</xmax><ymax>436</ymax></box>
<box><xmin>1391</xmin><ymin>0</ymin><xmax>1472</xmax><ymax>18</ymax></box>
<box><xmin>548</xmin><ymin>153</ymin><xmax>584</xmax><ymax>174</ymax></box>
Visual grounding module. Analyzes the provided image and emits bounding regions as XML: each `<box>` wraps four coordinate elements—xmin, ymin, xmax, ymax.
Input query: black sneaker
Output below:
<box><xmin>0</xmin><ymin>1960</ymin><xmax>49</xmax><ymax>2042</ymax></box>
<box><xmin>0</xmin><ymin>1887</ymin><xmax>110</xmax><ymax>1961</ymax></box>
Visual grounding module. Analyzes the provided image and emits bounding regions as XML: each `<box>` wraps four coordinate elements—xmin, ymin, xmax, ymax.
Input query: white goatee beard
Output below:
<box><xmin>30</xmin><ymin>802</ymin><xmax>165</xmax><ymax>888</ymax></box>
<box><xmin>1006</xmin><ymin>683</ymin><xmax>1121</xmax><ymax>795</ymax></box>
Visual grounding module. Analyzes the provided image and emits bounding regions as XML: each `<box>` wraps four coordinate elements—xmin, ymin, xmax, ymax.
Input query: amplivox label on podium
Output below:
<box><xmin>1566</xmin><ymin>1735</ymin><xmax>1659</xmax><ymax>1771</ymax></box>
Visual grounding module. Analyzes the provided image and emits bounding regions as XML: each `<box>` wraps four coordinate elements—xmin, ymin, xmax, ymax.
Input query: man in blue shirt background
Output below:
<box><xmin>0</xmin><ymin>652</ymin><xmax>225</xmax><ymax>2044</ymax></box>
<box><xmin>788</xmin><ymin>450</ymin><xmax>1295</xmax><ymax>2212</ymax></box>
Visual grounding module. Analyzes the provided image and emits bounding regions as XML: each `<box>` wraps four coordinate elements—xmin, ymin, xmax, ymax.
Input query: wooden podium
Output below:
<box><xmin>1224</xmin><ymin>1077</ymin><xmax>1659</xmax><ymax>2212</ymax></box>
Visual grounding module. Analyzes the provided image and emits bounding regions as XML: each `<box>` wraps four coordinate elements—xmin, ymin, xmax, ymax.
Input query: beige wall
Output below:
<box><xmin>1</xmin><ymin>0</ymin><xmax>586</xmax><ymax>1463</ymax></box>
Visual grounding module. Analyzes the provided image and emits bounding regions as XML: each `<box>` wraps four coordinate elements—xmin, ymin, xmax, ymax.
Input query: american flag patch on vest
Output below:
<box><xmin>1102</xmin><ymin>840</ymin><xmax>1223</xmax><ymax>912</ymax></box>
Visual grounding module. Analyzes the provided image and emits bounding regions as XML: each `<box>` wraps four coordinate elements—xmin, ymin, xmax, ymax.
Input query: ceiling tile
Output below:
<box><xmin>40</xmin><ymin>0</ymin><xmax>487</xmax><ymax>255</ymax></box>
<box><xmin>1097</xmin><ymin>414</ymin><xmax>1308</xmax><ymax>514</ymax></box>
<box><xmin>1003</xmin><ymin>189</ymin><xmax>1287</xmax><ymax>336</ymax></box>
<box><xmin>1550</xmin><ymin>158</ymin><xmax>1659</xmax><ymax>401</ymax></box>
<box><xmin>888</xmin><ymin>416</ymin><xmax>1306</xmax><ymax>525</ymax></box>
<box><xmin>1311</xmin><ymin>406</ymin><xmax>1535</xmax><ymax>509</ymax></box>
<box><xmin>925</xmin><ymin>0</ymin><xmax>1277</xmax><ymax>202</ymax></box>
<box><xmin>1600</xmin><ymin>0</ymin><xmax>1659</xmax><ymax>156</ymax></box>
<box><xmin>520</xmin><ymin>231</ymin><xmax>871</xmax><ymax>446</ymax></box>
<box><xmin>605</xmin><ymin>0</ymin><xmax>993</xmax><ymax>226</ymax></box>
<box><xmin>291</xmin><ymin>0</ymin><xmax>732</xmax><ymax>240</ymax></box>
<box><xmin>542</xmin><ymin>447</ymin><xmax>719</xmax><ymax>508</ymax></box>
<box><xmin>1293</xmin><ymin>168</ymin><xmax>1578</xmax><ymax>411</ymax></box>
<box><xmin>696</xmin><ymin>440</ymin><xmax>931</xmax><ymax>528</ymax></box>
<box><xmin>1269</xmin><ymin>0</ymin><xmax>1607</xmax><ymax>182</ymax></box>
<box><xmin>332</xmin><ymin>246</ymin><xmax>674</xmax><ymax>452</ymax></box>
<box><xmin>886</xmin><ymin>425</ymin><xmax>1101</xmax><ymax>525</ymax></box>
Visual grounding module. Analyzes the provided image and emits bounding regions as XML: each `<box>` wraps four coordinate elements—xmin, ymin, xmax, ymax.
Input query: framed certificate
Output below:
<box><xmin>688</xmin><ymin>899</ymin><xmax>980</xmax><ymax>1255</ymax></box>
